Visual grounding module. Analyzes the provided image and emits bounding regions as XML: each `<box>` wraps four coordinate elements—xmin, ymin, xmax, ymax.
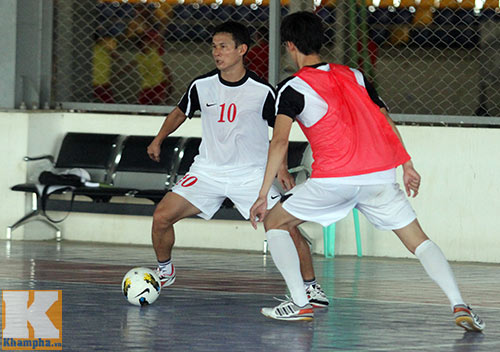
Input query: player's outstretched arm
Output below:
<box><xmin>147</xmin><ymin>107</ymin><xmax>187</xmax><ymax>162</ymax></box>
<box><xmin>380</xmin><ymin>107</ymin><xmax>421</xmax><ymax>197</ymax></box>
<box><xmin>250</xmin><ymin>114</ymin><xmax>293</xmax><ymax>229</ymax></box>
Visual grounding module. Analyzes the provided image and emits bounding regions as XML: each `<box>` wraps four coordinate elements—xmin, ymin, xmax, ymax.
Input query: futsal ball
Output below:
<box><xmin>122</xmin><ymin>267</ymin><xmax>161</xmax><ymax>306</ymax></box>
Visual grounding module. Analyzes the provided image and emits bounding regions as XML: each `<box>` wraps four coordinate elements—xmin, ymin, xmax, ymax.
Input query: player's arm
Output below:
<box><xmin>250</xmin><ymin>114</ymin><xmax>293</xmax><ymax>229</ymax></box>
<box><xmin>148</xmin><ymin>80</ymin><xmax>199</xmax><ymax>162</ymax></box>
<box><xmin>277</xmin><ymin>145</ymin><xmax>295</xmax><ymax>191</ymax></box>
<box><xmin>262</xmin><ymin>89</ymin><xmax>295</xmax><ymax>191</ymax></box>
<box><xmin>380</xmin><ymin>107</ymin><xmax>420</xmax><ymax>197</ymax></box>
<box><xmin>364</xmin><ymin>75</ymin><xmax>421</xmax><ymax>197</ymax></box>
<box><xmin>147</xmin><ymin>107</ymin><xmax>187</xmax><ymax>162</ymax></box>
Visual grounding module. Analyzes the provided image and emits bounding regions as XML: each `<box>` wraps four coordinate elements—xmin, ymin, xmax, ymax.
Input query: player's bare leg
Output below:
<box><xmin>393</xmin><ymin>219</ymin><xmax>485</xmax><ymax>332</ymax></box>
<box><xmin>288</xmin><ymin>225</ymin><xmax>329</xmax><ymax>307</ymax></box>
<box><xmin>152</xmin><ymin>192</ymin><xmax>200</xmax><ymax>287</ymax></box>
<box><xmin>288</xmin><ymin>226</ymin><xmax>314</xmax><ymax>280</ymax></box>
<box><xmin>392</xmin><ymin>218</ymin><xmax>428</xmax><ymax>254</ymax></box>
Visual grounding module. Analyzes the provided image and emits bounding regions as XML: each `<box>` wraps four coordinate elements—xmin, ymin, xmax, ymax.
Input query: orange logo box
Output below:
<box><xmin>2</xmin><ymin>290</ymin><xmax>62</xmax><ymax>350</ymax></box>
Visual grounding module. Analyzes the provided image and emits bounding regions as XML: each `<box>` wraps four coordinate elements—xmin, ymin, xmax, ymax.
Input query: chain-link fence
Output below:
<box><xmin>52</xmin><ymin>0</ymin><xmax>500</xmax><ymax>116</ymax></box>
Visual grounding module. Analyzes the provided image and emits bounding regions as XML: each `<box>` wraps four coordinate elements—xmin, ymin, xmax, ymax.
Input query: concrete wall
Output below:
<box><xmin>2</xmin><ymin>111</ymin><xmax>499</xmax><ymax>263</ymax></box>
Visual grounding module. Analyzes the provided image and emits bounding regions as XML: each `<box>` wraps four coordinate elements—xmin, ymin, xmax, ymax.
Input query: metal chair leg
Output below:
<box><xmin>323</xmin><ymin>209</ymin><xmax>362</xmax><ymax>258</ymax></box>
<box><xmin>323</xmin><ymin>223</ymin><xmax>336</xmax><ymax>258</ymax></box>
<box><xmin>353</xmin><ymin>208</ymin><xmax>362</xmax><ymax>257</ymax></box>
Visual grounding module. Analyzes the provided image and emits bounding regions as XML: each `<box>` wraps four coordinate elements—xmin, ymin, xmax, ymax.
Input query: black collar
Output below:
<box><xmin>305</xmin><ymin>62</ymin><xmax>328</xmax><ymax>69</ymax></box>
<box><xmin>218</xmin><ymin>70</ymin><xmax>250</xmax><ymax>87</ymax></box>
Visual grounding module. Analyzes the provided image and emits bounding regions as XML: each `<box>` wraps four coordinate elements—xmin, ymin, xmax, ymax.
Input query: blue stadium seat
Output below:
<box><xmin>368</xmin><ymin>8</ymin><xmax>391</xmax><ymax>25</ymax></box>
<box><xmin>434</xmin><ymin>28</ymin><xmax>454</xmax><ymax>47</ymax></box>
<box><xmin>196</xmin><ymin>5</ymin><xmax>215</xmax><ymax>21</ymax></box>
<box><xmin>324</xmin><ymin>28</ymin><xmax>336</xmax><ymax>42</ymax></box>
<box><xmin>410</xmin><ymin>28</ymin><xmax>436</xmax><ymax>47</ymax></box>
<box><xmin>115</xmin><ymin>3</ymin><xmax>135</xmax><ymax>19</ymax></box>
<box><xmin>317</xmin><ymin>7</ymin><xmax>336</xmax><ymax>24</ymax></box>
<box><xmin>479</xmin><ymin>9</ymin><xmax>499</xmax><ymax>22</ymax></box>
<box><xmin>190</xmin><ymin>24</ymin><xmax>211</xmax><ymax>42</ymax></box>
<box><xmin>166</xmin><ymin>23</ymin><xmax>181</xmax><ymax>41</ymax></box>
<box><xmin>173</xmin><ymin>5</ymin><xmax>191</xmax><ymax>20</ymax></box>
<box><xmin>233</xmin><ymin>6</ymin><xmax>252</xmax><ymax>21</ymax></box>
<box><xmin>369</xmin><ymin>28</ymin><xmax>390</xmax><ymax>45</ymax></box>
<box><xmin>177</xmin><ymin>23</ymin><xmax>192</xmax><ymax>41</ymax></box>
<box><xmin>393</xmin><ymin>8</ymin><xmax>413</xmax><ymax>24</ymax></box>
<box><xmin>434</xmin><ymin>8</ymin><xmax>456</xmax><ymax>25</ymax></box>
<box><xmin>213</xmin><ymin>6</ymin><xmax>234</xmax><ymax>21</ymax></box>
<box><xmin>252</xmin><ymin>6</ymin><xmax>269</xmax><ymax>22</ymax></box>
<box><xmin>96</xmin><ymin>3</ymin><xmax>115</xmax><ymax>19</ymax></box>
<box><xmin>281</xmin><ymin>6</ymin><xmax>289</xmax><ymax>17</ymax></box>
<box><xmin>455</xmin><ymin>8</ymin><xmax>477</xmax><ymax>25</ymax></box>
<box><xmin>455</xmin><ymin>28</ymin><xmax>479</xmax><ymax>48</ymax></box>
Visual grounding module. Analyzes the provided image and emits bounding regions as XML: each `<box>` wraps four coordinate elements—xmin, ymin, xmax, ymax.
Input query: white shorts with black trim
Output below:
<box><xmin>172</xmin><ymin>167</ymin><xmax>281</xmax><ymax>220</ymax></box>
<box><xmin>281</xmin><ymin>179</ymin><xmax>416</xmax><ymax>230</ymax></box>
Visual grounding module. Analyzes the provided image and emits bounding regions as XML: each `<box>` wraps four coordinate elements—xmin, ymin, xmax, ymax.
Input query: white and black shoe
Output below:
<box><xmin>261</xmin><ymin>297</ymin><xmax>314</xmax><ymax>321</ymax></box>
<box><xmin>156</xmin><ymin>265</ymin><xmax>176</xmax><ymax>288</ymax></box>
<box><xmin>306</xmin><ymin>284</ymin><xmax>329</xmax><ymax>308</ymax></box>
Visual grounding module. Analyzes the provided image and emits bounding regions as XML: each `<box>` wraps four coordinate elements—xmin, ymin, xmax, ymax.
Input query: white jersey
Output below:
<box><xmin>178</xmin><ymin>69</ymin><xmax>276</xmax><ymax>177</ymax></box>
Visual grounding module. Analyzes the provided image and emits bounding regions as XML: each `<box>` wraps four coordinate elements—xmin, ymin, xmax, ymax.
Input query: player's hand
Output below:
<box><xmin>402</xmin><ymin>160</ymin><xmax>421</xmax><ymax>198</ymax></box>
<box><xmin>277</xmin><ymin>167</ymin><xmax>295</xmax><ymax>192</ymax></box>
<box><xmin>250</xmin><ymin>196</ymin><xmax>268</xmax><ymax>230</ymax></box>
<box><xmin>147</xmin><ymin>139</ymin><xmax>162</xmax><ymax>162</ymax></box>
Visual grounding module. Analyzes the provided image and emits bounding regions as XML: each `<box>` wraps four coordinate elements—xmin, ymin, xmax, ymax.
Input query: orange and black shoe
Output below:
<box><xmin>453</xmin><ymin>304</ymin><xmax>485</xmax><ymax>332</ymax></box>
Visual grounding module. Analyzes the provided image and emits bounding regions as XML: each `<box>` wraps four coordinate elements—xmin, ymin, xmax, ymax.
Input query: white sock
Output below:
<box><xmin>414</xmin><ymin>240</ymin><xmax>465</xmax><ymax>310</ymax></box>
<box><xmin>266</xmin><ymin>229</ymin><xmax>309</xmax><ymax>307</ymax></box>
<box><xmin>303</xmin><ymin>278</ymin><xmax>317</xmax><ymax>289</ymax></box>
<box><xmin>158</xmin><ymin>258</ymin><xmax>173</xmax><ymax>275</ymax></box>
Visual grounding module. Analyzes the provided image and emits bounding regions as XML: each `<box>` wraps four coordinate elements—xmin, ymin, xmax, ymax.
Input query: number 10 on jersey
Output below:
<box><xmin>218</xmin><ymin>103</ymin><xmax>237</xmax><ymax>123</ymax></box>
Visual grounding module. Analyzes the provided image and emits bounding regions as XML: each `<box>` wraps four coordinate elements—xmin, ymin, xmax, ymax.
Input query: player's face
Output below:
<box><xmin>212</xmin><ymin>33</ymin><xmax>246</xmax><ymax>72</ymax></box>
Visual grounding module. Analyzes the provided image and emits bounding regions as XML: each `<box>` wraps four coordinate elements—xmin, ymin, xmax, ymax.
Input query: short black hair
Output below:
<box><xmin>280</xmin><ymin>11</ymin><xmax>325</xmax><ymax>55</ymax></box>
<box><xmin>212</xmin><ymin>21</ymin><xmax>251</xmax><ymax>52</ymax></box>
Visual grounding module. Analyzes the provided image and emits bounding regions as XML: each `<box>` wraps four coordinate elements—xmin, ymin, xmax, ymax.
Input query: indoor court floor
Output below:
<box><xmin>1</xmin><ymin>239</ymin><xmax>499</xmax><ymax>352</ymax></box>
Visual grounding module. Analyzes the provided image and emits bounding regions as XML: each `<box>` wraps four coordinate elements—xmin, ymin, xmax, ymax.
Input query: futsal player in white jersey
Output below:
<box><xmin>147</xmin><ymin>21</ymin><xmax>329</xmax><ymax>308</ymax></box>
<box><xmin>250</xmin><ymin>12</ymin><xmax>485</xmax><ymax>330</ymax></box>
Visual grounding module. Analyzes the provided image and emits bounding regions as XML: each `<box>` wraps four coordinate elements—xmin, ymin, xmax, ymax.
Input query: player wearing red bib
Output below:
<box><xmin>250</xmin><ymin>12</ymin><xmax>484</xmax><ymax>331</ymax></box>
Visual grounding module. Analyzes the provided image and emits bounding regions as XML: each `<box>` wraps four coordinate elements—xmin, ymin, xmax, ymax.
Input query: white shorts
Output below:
<box><xmin>281</xmin><ymin>179</ymin><xmax>416</xmax><ymax>230</ymax></box>
<box><xmin>172</xmin><ymin>167</ymin><xmax>281</xmax><ymax>220</ymax></box>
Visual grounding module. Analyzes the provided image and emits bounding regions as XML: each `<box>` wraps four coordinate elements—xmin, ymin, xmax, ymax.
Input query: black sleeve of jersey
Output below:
<box><xmin>263</xmin><ymin>92</ymin><xmax>276</xmax><ymax>127</ymax></box>
<box><xmin>276</xmin><ymin>86</ymin><xmax>304</xmax><ymax>121</ymax></box>
<box><xmin>177</xmin><ymin>84</ymin><xmax>200</xmax><ymax>118</ymax></box>
<box><xmin>363</xmin><ymin>76</ymin><xmax>388</xmax><ymax>110</ymax></box>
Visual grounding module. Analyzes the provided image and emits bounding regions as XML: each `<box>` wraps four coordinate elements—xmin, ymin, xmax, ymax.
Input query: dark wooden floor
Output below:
<box><xmin>1</xmin><ymin>239</ymin><xmax>499</xmax><ymax>351</ymax></box>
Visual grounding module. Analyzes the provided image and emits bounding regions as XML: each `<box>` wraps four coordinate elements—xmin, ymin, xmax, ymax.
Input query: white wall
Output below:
<box><xmin>0</xmin><ymin>112</ymin><xmax>29</xmax><ymax>239</ymax></box>
<box><xmin>2</xmin><ymin>111</ymin><xmax>499</xmax><ymax>263</ymax></box>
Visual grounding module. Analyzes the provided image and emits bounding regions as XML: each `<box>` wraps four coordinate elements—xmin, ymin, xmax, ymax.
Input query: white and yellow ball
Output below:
<box><xmin>122</xmin><ymin>267</ymin><xmax>161</xmax><ymax>306</ymax></box>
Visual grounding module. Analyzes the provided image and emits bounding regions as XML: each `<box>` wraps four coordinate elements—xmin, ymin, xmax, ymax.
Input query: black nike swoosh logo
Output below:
<box><xmin>271</xmin><ymin>195</ymin><xmax>280</xmax><ymax>200</ymax></box>
<box><xmin>134</xmin><ymin>288</ymin><xmax>150</xmax><ymax>297</ymax></box>
<box><xmin>206</xmin><ymin>103</ymin><xmax>217</xmax><ymax>107</ymax></box>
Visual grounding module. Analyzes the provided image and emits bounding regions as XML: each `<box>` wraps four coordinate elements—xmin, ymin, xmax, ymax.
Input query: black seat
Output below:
<box><xmin>113</xmin><ymin>135</ymin><xmax>185</xmax><ymax>203</ymax></box>
<box><xmin>8</xmin><ymin>132</ymin><xmax>122</xmax><ymax>239</ymax></box>
<box><xmin>55</xmin><ymin>132</ymin><xmax>121</xmax><ymax>183</ymax></box>
<box><xmin>174</xmin><ymin>137</ymin><xmax>201</xmax><ymax>183</ymax></box>
<box><xmin>12</xmin><ymin>132</ymin><xmax>122</xmax><ymax>201</ymax></box>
